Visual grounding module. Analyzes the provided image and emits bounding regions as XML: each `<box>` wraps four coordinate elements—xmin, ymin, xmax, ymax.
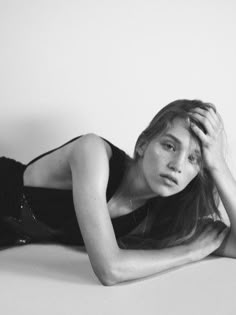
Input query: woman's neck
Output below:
<box><xmin>116</xmin><ymin>157</ymin><xmax>158</xmax><ymax>206</ymax></box>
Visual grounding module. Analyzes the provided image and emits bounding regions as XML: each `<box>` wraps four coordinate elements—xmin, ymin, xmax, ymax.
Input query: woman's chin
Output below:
<box><xmin>153</xmin><ymin>185</ymin><xmax>179</xmax><ymax>197</ymax></box>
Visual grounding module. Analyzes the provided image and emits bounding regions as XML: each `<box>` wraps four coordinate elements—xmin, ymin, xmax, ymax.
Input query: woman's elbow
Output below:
<box><xmin>90</xmin><ymin>248</ymin><xmax>122</xmax><ymax>286</ymax></box>
<box><xmin>94</xmin><ymin>263</ymin><xmax>119</xmax><ymax>286</ymax></box>
<box><xmin>99</xmin><ymin>274</ymin><xmax>118</xmax><ymax>286</ymax></box>
<box><xmin>97</xmin><ymin>270</ymin><xmax>119</xmax><ymax>286</ymax></box>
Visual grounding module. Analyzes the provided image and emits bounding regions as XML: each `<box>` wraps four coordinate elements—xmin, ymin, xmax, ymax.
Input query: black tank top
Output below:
<box><xmin>22</xmin><ymin>135</ymin><xmax>148</xmax><ymax>245</ymax></box>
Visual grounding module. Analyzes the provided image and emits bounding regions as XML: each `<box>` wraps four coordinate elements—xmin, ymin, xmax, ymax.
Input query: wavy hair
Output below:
<box><xmin>118</xmin><ymin>99</ymin><xmax>226</xmax><ymax>249</ymax></box>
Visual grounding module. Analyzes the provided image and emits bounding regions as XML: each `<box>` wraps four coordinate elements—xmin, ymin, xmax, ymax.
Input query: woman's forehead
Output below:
<box><xmin>159</xmin><ymin>118</ymin><xmax>201</xmax><ymax>151</ymax></box>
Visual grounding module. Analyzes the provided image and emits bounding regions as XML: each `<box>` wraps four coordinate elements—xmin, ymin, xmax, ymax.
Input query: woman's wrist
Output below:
<box><xmin>176</xmin><ymin>244</ymin><xmax>196</xmax><ymax>263</ymax></box>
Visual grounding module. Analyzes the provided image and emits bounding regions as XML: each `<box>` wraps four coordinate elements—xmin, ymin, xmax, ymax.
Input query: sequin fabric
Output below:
<box><xmin>0</xmin><ymin>156</ymin><xmax>61</xmax><ymax>248</ymax></box>
<box><xmin>2</xmin><ymin>191</ymin><xmax>62</xmax><ymax>245</ymax></box>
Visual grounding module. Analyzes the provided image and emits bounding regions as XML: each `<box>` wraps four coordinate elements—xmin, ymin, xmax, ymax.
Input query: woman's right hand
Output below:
<box><xmin>186</xmin><ymin>220</ymin><xmax>230</xmax><ymax>262</ymax></box>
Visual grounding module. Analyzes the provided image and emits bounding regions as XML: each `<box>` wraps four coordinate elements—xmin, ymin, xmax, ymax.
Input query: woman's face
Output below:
<box><xmin>140</xmin><ymin>117</ymin><xmax>201</xmax><ymax>197</ymax></box>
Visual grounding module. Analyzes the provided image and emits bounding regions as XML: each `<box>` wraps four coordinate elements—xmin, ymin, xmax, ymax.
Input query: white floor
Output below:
<box><xmin>0</xmin><ymin>244</ymin><xmax>235</xmax><ymax>315</ymax></box>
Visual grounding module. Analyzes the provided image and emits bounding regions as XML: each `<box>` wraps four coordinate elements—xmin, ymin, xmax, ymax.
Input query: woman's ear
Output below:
<box><xmin>136</xmin><ymin>137</ymin><xmax>148</xmax><ymax>158</ymax></box>
<box><xmin>136</xmin><ymin>146</ymin><xmax>144</xmax><ymax>157</ymax></box>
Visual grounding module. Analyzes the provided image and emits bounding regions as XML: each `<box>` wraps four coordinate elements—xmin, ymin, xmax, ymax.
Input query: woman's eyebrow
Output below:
<box><xmin>163</xmin><ymin>133</ymin><xmax>201</xmax><ymax>155</ymax></box>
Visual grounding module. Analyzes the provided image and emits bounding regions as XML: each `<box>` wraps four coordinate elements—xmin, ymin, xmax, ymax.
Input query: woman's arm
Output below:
<box><xmin>112</xmin><ymin>245</ymin><xmax>191</xmax><ymax>284</ymax></box>
<box><xmin>209</xmin><ymin>162</ymin><xmax>236</xmax><ymax>258</ymax></box>
<box><xmin>69</xmin><ymin>133</ymin><xmax>121</xmax><ymax>285</ymax></box>
<box><xmin>188</xmin><ymin>106</ymin><xmax>236</xmax><ymax>258</ymax></box>
<box><xmin>107</xmin><ymin>223</ymin><xmax>228</xmax><ymax>285</ymax></box>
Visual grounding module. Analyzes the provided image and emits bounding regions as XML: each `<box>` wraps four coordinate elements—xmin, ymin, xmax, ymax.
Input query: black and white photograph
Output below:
<box><xmin>0</xmin><ymin>1</ymin><xmax>236</xmax><ymax>314</ymax></box>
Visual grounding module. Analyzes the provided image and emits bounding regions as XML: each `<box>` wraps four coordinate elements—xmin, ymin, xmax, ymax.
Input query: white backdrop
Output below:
<box><xmin>0</xmin><ymin>0</ymin><xmax>235</xmax><ymax>214</ymax></box>
<box><xmin>1</xmin><ymin>2</ymin><xmax>236</xmax><ymax>314</ymax></box>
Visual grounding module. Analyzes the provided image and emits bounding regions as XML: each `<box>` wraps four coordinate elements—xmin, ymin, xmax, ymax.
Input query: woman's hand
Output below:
<box><xmin>186</xmin><ymin>221</ymin><xmax>230</xmax><ymax>262</ymax></box>
<box><xmin>189</xmin><ymin>105</ymin><xmax>226</xmax><ymax>172</ymax></box>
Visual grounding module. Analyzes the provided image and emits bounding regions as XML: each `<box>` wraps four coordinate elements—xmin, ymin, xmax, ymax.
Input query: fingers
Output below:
<box><xmin>218</xmin><ymin>225</ymin><xmax>230</xmax><ymax>237</ymax></box>
<box><xmin>211</xmin><ymin>221</ymin><xmax>228</xmax><ymax>233</ymax></box>
<box><xmin>196</xmin><ymin>223</ymin><xmax>215</xmax><ymax>240</ymax></box>
<box><xmin>189</xmin><ymin>105</ymin><xmax>224</xmax><ymax>137</ymax></box>
<box><xmin>200</xmin><ymin>219</ymin><xmax>226</xmax><ymax>230</ymax></box>
<box><xmin>200</xmin><ymin>221</ymin><xmax>229</xmax><ymax>239</ymax></box>
<box><xmin>189</xmin><ymin>221</ymin><xmax>229</xmax><ymax>261</ymax></box>
<box><xmin>189</xmin><ymin>109</ymin><xmax>215</xmax><ymax>132</ymax></box>
<box><xmin>208</xmin><ymin>104</ymin><xmax>225</xmax><ymax>127</ymax></box>
<box><xmin>207</xmin><ymin>222</ymin><xmax>229</xmax><ymax>245</ymax></box>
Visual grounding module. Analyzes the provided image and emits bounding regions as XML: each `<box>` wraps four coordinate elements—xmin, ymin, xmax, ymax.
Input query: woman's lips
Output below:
<box><xmin>160</xmin><ymin>174</ymin><xmax>178</xmax><ymax>185</ymax></box>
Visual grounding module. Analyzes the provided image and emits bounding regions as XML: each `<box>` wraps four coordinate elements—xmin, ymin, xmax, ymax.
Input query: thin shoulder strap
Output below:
<box><xmin>26</xmin><ymin>135</ymin><xmax>83</xmax><ymax>167</ymax></box>
<box><xmin>26</xmin><ymin>135</ymin><xmax>127</xmax><ymax>167</ymax></box>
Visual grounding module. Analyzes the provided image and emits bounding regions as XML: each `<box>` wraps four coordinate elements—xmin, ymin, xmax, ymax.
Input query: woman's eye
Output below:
<box><xmin>188</xmin><ymin>155</ymin><xmax>198</xmax><ymax>164</ymax></box>
<box><xmin>163</xmin><ymin>143</ymin><xmax>175</xmax><ymax>151</ymax></box>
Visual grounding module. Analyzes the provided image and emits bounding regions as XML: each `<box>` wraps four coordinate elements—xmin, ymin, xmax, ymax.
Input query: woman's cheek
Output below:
<box><xmin>185</xmin><ymin>169</ymin><xmax>198</xmax><ymax>186</ymax></box>
<box><xmin>146</xmin><ymin>152</ymin><xmax>165</xmax><ymax>181</ymax></box>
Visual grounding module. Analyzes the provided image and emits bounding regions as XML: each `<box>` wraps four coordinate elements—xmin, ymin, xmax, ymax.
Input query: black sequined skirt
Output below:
<box><xmin>0</xmin><ymin>157</ymin><xmax>61</xmax><ymax>248</ymax></box>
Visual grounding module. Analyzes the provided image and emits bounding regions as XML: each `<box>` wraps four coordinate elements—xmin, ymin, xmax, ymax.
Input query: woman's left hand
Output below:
<box><xmin>189</xmin><ymin>104</ymin><xmax>226</xmax><ymax>172</ymax></box>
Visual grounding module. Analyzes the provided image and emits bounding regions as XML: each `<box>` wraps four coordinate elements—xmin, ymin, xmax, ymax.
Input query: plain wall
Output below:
<box><xmin>0</xmin><ymin>0</ymin><xmax>236</xmax><ymax>221</ymax></box>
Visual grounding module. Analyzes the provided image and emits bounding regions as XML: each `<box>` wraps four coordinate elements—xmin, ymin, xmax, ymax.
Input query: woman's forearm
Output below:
<box><xmin>110</xmin><ymin>245</ymin><xmax>192</xmax><ymax>285</ymax></box>
<box><xmin>211</xmin><ymin>162</ymin><xmax>236</xmax><ymax>236</ymax></box>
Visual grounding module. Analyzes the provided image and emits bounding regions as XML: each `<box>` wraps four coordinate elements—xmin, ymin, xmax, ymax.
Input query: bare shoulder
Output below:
<box><xmin>68</xmin><ymin>133</ymin><xmax>112</xmax><ymax>164</ymax></box>
<box><xmin>68</xmin><ymin>133</ymin><xmax>113</xmax><ymax>199</ymax></box>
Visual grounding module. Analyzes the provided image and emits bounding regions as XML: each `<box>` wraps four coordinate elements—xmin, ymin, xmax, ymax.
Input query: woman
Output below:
<box><xmin>0</xmin><ymin>99</ymin><xmax>235</xmax><ymax>286</ymax></box>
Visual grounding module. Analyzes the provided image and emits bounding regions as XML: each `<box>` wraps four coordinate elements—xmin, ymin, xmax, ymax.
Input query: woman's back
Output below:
<box><xmin>23</xmin><ymin>134</ymin><xmax>101</xmax><ymax>190</ymax></box>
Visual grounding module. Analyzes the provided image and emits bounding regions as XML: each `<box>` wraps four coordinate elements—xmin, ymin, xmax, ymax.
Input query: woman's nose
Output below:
<box><xmin>168</xmin><ymin>154</ymin><xmax>185</xmax><ymax>173</ymax></box>
<box><xmin>168</xmin><ymin>163</ymin><xmax>181</xmax><ymax>173</ymax></box>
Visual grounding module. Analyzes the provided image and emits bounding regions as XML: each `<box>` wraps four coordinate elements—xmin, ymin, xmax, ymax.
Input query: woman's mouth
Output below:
<box><xmin>160</xmin><ymin>174</ymin><xmax>178</xmax><ymax>185</ymax></box>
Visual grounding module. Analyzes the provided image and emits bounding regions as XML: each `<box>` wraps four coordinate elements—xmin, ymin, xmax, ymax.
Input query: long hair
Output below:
<box><xmin>117</xmin><ymin>99</ymin><xmax>226</xmax><ymax>249</ymax></box>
